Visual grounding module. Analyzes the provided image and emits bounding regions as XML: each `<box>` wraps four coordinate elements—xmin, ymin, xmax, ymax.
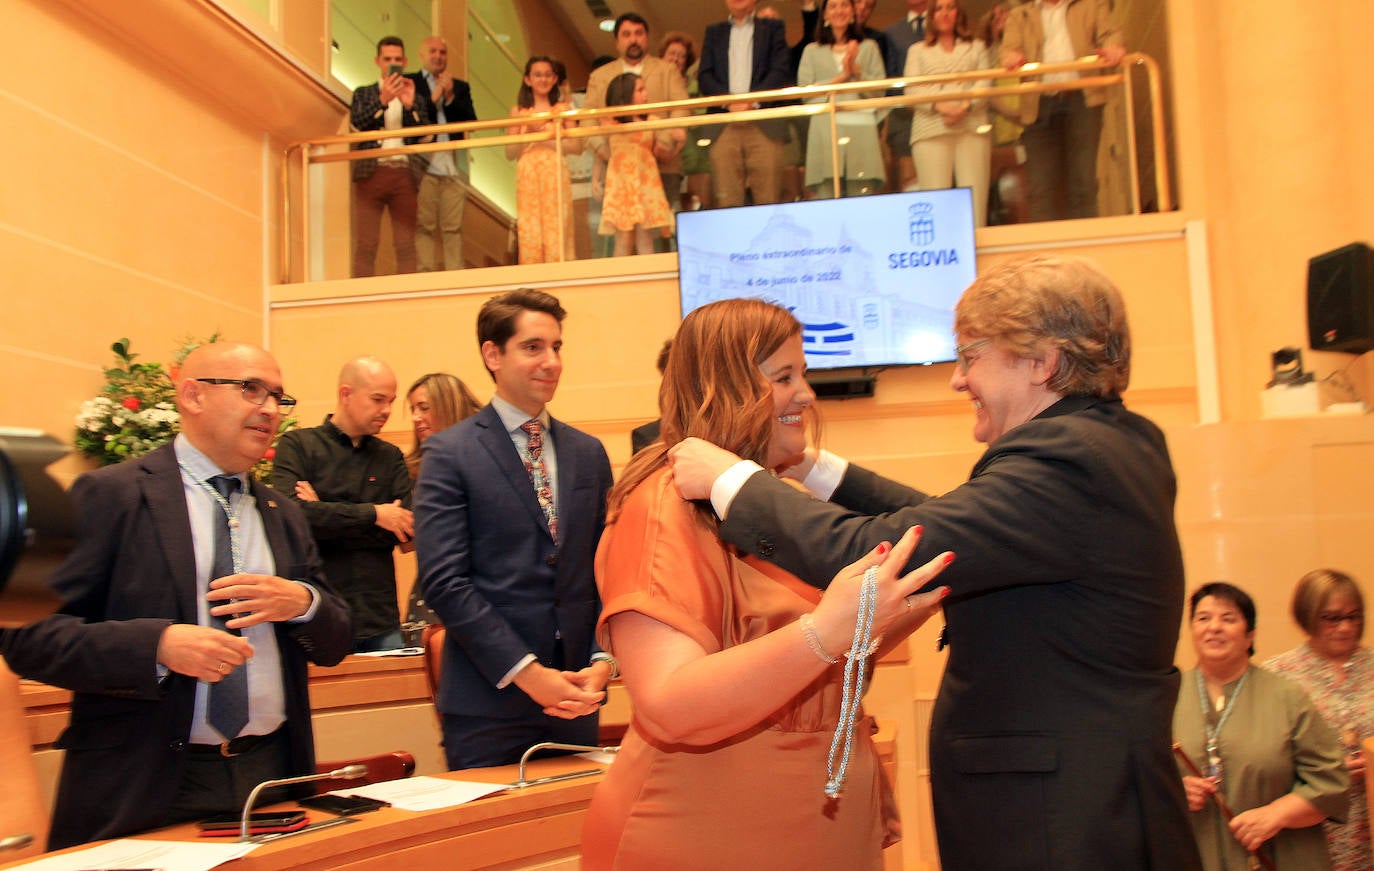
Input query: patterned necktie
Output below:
<box><xmin>520</xmin><ymin>419</ymin><xmax>559</xmax><ymax>543</ymax></box>
<box><xmin>207</xmin><ymin>474</ymin><xmax>249</xmax><ymax>740</ymax></box>
<box><xmin>914</xmin><ymin>14</ymin><xmax>925</xmax><ymax>40</ymax></box>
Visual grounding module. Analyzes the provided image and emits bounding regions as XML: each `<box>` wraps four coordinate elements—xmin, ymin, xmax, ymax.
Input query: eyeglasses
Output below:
<box><xmin>954</xmin><ymin>338</ymin><xmax>993</xmax><ymax>373</ymax></box>
<box><xmin>1319</xmin><ymin>611</ymin><xmax>1364</xmax><ymax>626</ymax></box>
<box><xmin>196</xmin><ymin>378</ymin><xmax>298</xmax><ymax>411</ymax></box>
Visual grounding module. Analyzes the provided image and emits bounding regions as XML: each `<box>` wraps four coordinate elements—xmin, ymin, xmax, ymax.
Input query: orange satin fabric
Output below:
<box><xmin>582</xmin><ymin>468</ymin><xmax>891</xmax><ymax>870</ymax></box>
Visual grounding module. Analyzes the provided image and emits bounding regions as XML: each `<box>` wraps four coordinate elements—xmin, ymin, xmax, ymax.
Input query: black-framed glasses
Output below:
<box><xmin>196</xmin><ymin>378</ymin><xmax>297</xmax><ymax>411</ymax></box>
<box><xmin>954</xmin><ymin>338</ymin><xmax>993</xmax><ymax>373</ymax></box>
<box><xmin>1319</xmin><ymin>611</ymin><xmax>1364</xmax><ymax>626</ymax></box>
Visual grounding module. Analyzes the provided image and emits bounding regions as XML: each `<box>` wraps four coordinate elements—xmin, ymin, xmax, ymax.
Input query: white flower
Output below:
<box><xmin>75</xmin><ymin>397</ymin><xmax>115</xmax><ymax>431</ymax></box>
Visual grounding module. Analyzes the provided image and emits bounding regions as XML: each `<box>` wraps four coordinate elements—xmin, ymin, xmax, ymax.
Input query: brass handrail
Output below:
<box><xmin>280</xmin><ymin>53</ymin><xmax>1170</xmax><ymax>283</ymax></box>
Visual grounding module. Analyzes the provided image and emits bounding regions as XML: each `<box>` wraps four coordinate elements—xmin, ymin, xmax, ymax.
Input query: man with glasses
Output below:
<box><xmin>271</xmin><ymin>356</ymin><xmax>413</xmax><ymax>652</ymax></box>
<box><xmin>0</xmin><ymin>342</ymin><xmax>351</xmax><ymax>849</ymax></box>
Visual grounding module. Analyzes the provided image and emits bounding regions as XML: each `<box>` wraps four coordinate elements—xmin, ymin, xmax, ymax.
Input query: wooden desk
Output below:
<box><xmin>4</xmin><ymin>723</ymin><xmax>899</xmax><ymax>871</ymax></box>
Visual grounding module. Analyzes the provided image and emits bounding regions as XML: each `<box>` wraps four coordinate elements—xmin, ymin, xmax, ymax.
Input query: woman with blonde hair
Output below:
<box><xmin>581</xmin><ymin>298</ymin><xmax>952</xmax><ymax>869</ymax></box>
<box><xmin>1266</xmin><ymin>569</ymin><xmax>1373</xmax><ymax>871</ymax></box>
<box><xmin>905</xmin><ymin>0</ymin><xmax>992</xmax><ymax>226</ymax></box>
<box><xmin>403</xmin><ymin>372</ymin><xmax>481</xmax><ymax>625</ymax></box>
<box><xmin>404</xmin><ymin>372</ymin><xmax>482</xmax><ymax>477</ymax></box>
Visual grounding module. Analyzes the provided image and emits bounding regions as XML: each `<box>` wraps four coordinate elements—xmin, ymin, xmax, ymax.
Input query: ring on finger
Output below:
<box><xmin>217</xmin><ymin>661</ymin><xmax>228</xmax><ymax>674</ymax></box>
<box><xmin>904</xmin><ymin>595</ymin><xmax>914</xmax><ymax>609</ymax></box>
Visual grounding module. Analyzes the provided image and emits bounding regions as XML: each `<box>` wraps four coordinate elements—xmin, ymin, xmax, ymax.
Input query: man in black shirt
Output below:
<box><xmin>271</xmin><ymin>356</ymin><xmax>413</xmax><ymax>652</ymax></box>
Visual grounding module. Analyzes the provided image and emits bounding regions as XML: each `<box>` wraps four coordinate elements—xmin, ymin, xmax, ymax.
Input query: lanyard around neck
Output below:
<box><xmin>181</xmin><ymin>463</ymin><xmax>246</xmax><ymax>575</ymax></box>
<box><xmin>1196</xmin><ymin>667</ymin><xmax>1249</xmax><ymax>751</ymax></box>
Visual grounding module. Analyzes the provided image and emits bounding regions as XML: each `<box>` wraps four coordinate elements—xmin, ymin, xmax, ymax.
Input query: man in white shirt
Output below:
<box><xmin>0</xmin><ymin>343</ymin><xmax>351</xmax><ymax>848</ymax></box>
<box><xmin>698</xmin><ymin>0</ymin><xmax>793</xmax><ymax>208</ymax></box>
<box><xmin>348</xmin><ymin>36</ymin><xmax>431</xmax><ymax>277</ymax></box>
<box><xmin>408</xmin><ymin>37</ymin><xmax>477</xmax><ymax>271</ymax></box>
<box><xmin>1001</xmin><ymin>0</ymin><xmax>1124</xmax><ymax>221</ymax></box>
<box><xmin>415</xmin><ymin>289</ymin><xmax>615</xmax><ymax>769</ymax></box>
<box><xmin>884</xmin><ymin>0</ymin><xmax>931</xmax><ymax>192</ymax></box>
<box><xmin>584</xmin><ymin>14</ymin><xmax>689</xmax><ymax>221</ymax></box>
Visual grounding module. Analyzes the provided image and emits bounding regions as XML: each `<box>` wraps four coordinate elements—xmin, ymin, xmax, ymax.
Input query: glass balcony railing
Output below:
<box><xmin>280</xmin><ymin>53</ymin><xmax>1171</xmax><ymax>282</ymax></box>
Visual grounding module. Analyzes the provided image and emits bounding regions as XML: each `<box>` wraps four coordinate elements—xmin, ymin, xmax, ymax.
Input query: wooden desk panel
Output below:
<box><xmin>3</xmin><ymin>726</ymin><xmax>898</xmax><ymax>871</ymax></box>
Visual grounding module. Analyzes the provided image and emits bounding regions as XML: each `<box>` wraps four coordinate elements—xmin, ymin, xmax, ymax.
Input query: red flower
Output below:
<box><xmin>121</xmin><ymin>397</ymin><xmax>142</xmax><ymax>411</ymax></box>
<box><xmin>263</xmin><ymin>447</ymin><xmax>276</xmax><ymax>461</ymax></box>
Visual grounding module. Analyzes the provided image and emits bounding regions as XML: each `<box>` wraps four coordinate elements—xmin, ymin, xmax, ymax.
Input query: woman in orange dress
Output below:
<box><xmin>595</xmin><ymin>72</ymin><xmax>680</xmax><ymax>257</ymax></box>
<box><xmin>581</xmin><ymin>299</ymin><xmax>953</xmax><ymax>870</ymax></box>
<box><xmin>509</xmin><ymin>57</ymin><xmax>578</xmax><ymax>263</ymax></box>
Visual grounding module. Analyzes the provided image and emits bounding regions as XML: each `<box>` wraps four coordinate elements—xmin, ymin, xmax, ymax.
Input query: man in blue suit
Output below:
<box><xmin>883</xmin><ymin>0</ymin><xmax>930</xmax><ymax>192</ymax></box>
<box><xmin>698</xmin><ymin>0</ymin><xmax>793</xmax><ymax>207</ymax></box>
<box><xmin>415</xmin><ymin>289</ymin><xmax>614</xmax><ymax>769</ymax></box>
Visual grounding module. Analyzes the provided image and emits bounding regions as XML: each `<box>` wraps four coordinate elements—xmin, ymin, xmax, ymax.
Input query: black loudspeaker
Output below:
<box><xmin>1308</xmin><ymin>242</ymin><xmax>1374</xmax><ymax>354</ymax></box>
<box><xmin>810</xmin><ymin>370</ymin><xmax>877</xmax><ymax>400</ymax></box>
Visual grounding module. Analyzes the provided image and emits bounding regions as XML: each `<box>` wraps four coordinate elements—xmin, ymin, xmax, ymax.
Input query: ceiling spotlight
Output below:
<box><xmin>598</xmin><ymin>19</ymin><xmax>615</xmax><ymax>32</ymax></box>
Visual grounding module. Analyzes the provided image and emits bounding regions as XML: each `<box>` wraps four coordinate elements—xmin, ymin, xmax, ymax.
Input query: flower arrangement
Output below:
<box><xmin>73</xmin><ymin>337</ymin><xmax>294</xmax><ymax>481</ymax></box>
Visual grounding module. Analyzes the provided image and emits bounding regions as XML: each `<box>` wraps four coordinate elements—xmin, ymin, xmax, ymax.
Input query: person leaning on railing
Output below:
<box><xmin>904</xmin><ymin>0</ymin><xmax>992</xmax><ymax>227</ymax></box>
<box><xmin>507</xmin><ymin>57</ymin><xmax>580</xmax><ymax>264</ymax></box>
<box><xmin>999</xmin><ymin>0</ymin><xmax>1124</xmax><ymax>222</ymax></box>
<box><xmin>798</xmin><ymin>0</ymin><xmax>887</xmax><ymax>199</ymax></box>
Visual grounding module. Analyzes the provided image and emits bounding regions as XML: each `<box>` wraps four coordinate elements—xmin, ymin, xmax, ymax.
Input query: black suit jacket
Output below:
<box><xmin>698</xmin><ymin>16</ymin><xmax>793</xmax><ymax>142</ymax></box>
<box><xmin>0</xmin><ymin>444</ymin><xmax>351</xmax><ymax>849</ymax></box>
<box><xmin>720</xmin><ymin>396</ymin><xmax>1202</xmax><ymax>871</ymax></box>
<box><xmin>407</xmin><ymin>71</ymin><xmax>477</xmax><ymax>134</ymax></box>
<box><xmin>349</xmin><ymin>81</ymin><xmax>433</xmax><ymax>182</ymax></box>
<box><xmin>415</xmin><ymin>405</ymin><xmax>612</xmax><ymax>753</ymax></box>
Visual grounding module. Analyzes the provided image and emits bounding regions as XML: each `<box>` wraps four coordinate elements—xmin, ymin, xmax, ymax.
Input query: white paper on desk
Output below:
<box><xmin>6</xmin><ymin>838</ymin><xmax>254</xmax><ymax>871</ymax></box>
<box><xmin>339</xmin><ymin>775</ymin><xmax>507</xmax><ymax>811</ymax></box>
<box><xmin>578</xmin><ymin>749</ymin><xmax>618</xmax><ymax>765</ymax></box>
<box><xmin>351</xmin><ymin>647</ymin><xmax>423</xmax><ymax>657</ymax></box>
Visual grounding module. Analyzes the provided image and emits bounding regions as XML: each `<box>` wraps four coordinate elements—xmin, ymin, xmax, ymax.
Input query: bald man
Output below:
<box><xmin>271</xmin><ymin>356</ymin><xmax>413</xmax><ymax>651</ymax></box>
<box><xmin>0</xmin><ymin>342</ymin><xmax>351</xmax><ymax>848</ymax></box>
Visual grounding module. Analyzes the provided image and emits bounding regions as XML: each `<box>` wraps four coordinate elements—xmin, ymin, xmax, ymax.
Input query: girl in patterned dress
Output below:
<box><xmin>509</xmin><ymin>57</ymin><xmax>579</xmax><ymax>263</ymax></box>
<box><xmin>595</xmin><ymin>73</ymin><xmax>681</xmax><ymax>256</ymax></box>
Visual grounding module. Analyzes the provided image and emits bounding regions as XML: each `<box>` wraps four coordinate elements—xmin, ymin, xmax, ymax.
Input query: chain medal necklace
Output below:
<box><xmin>1195</xmin><ymin>667</ymin><xmax>1249</xmax><ymax>789</ymax></box>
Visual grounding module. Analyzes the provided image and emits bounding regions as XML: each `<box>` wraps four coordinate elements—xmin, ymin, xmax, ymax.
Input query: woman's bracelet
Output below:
<box><xmin>799</xmin><ymin>613</ymin><xmax>839</xmax><ymax>664</ymax></box>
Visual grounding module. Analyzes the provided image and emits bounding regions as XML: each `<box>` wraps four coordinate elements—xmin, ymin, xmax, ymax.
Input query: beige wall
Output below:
<box><xmin>1</xmin><ymin>0</ymin><xmax>345</xmax><ymax>483</ymax></box>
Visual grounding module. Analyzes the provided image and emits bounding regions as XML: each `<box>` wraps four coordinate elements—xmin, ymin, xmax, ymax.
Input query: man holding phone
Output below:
<box><xmin>349</xmin><ymin>36</ymin><xmax>433</xmax><ymax>277</ymax></box>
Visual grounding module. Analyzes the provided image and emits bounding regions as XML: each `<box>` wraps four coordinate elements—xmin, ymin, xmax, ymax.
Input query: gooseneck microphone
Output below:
<box><xmin>511</xmin><ymin>742</ymin><xmax>617</xmax><ymax>788</ymax></box>
<box><xmin>238</xmin><ymin>764</ymin><xmax>368</xmax><ymax>841</ymax></box>
<box><xmin>0</xmin><ymin>834</ymin><xmax>33</xmax><ymax>852</ymax></box>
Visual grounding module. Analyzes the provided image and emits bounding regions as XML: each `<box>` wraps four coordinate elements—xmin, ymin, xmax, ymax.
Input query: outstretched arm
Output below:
<box><xmin>612</xmin><ymin>528</ymin><xmax>949</xmax><ymax>746</ymax></box>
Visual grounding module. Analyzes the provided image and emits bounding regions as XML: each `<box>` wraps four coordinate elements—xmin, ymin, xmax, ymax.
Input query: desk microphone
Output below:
<box><xmin>0</xmin><ymin>834</ymin><xmax>33</xmax><ymax>852</ymax></box>
<box><xmin>511</xmin><ymin>742</ymin><xmax>617</xmax><ymax>788</ymax></box>
<box><xmin>239</xmin><ymin>764</ymin><xmax>368</xmax><ymax>841</ymax></box>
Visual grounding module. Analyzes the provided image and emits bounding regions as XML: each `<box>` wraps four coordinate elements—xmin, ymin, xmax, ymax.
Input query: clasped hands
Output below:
<box><xmin>514</xmin><ymin>660</ymin><xmax>613</xmax><ymax>720</ymax></box>
<box><xmin>156</xmin><ymin>573</ymin><xmax>312</xmax><ymax>682</ymax></box>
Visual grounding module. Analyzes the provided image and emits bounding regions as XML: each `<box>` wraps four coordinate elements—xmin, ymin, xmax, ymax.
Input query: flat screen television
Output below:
<box><xmin>676</xmin><ymin>188</ymin><xmax>977</xmax><ymax>370</ymax></box>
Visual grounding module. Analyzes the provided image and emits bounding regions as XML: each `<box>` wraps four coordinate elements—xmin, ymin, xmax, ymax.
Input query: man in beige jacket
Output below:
<box><xmin>1002</xmin><ymin>0</ymin><xmax>1124</xmax><ymax>222</ymax></box>
<box><xmin>584</xmin><ymin>13</ymin><xmax>689</xmax><ymax>225</ymax></box>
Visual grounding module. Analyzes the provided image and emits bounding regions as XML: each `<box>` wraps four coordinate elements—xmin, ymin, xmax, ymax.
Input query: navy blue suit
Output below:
<box><xmin>698</xmin><ymin>15</ymin><xmax>793</xmax><ymax>142</ymax></box>
<box><xmin>414</xmin><ymin>404</ymin><xmax>612</xmax><ymax>768</ymax></box>
<box><xmin>0</xmin><ymin>444</ymin><xmax>351</xmax><ymax>849</ymax></box>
